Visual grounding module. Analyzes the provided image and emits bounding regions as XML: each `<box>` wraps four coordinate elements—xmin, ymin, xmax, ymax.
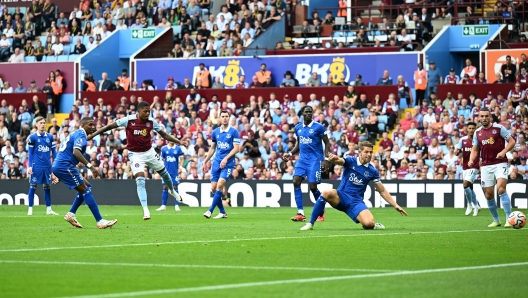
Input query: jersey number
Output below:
<box><xmin>58</xmin><ymin>136</ymin><xmax>70</xmax><ymax>152</ymax></box>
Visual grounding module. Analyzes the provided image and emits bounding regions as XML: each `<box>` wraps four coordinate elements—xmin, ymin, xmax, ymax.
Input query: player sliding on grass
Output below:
<box><xmin>468</xmin><ymin>108</ymin><xmax>516</xmax><ymax>227</ymax></box>
<box><xmin>454</xmin><ymin>121</ymin><xmax>481</xmax><ymax>216</ymax></box>
<box><xmin>26</xmin><ymin>116</ymin><xmax>60</xmax><ymax>216</ymax></box>
<box><xmin>300</xmin><ymin>141</ymin><xmax>407</xmax><ymax>231</ymax></box>
<box><xmin>88</xmin><ymin>101</ymin><xmax>183</xmax><ymax>220</ymax></box>
<box><xmin>283</xmin><ymin>105</ymin><xmax>330</xmax><ymax>222</ymax></box>
<box><xmin>202</xmin><ymin>110</ymin><xmax>240</xmax><ymax>219</ymax></box>
<box><xmin>156</xmin><ymin>140</ymin><xmax>184</xmax><ymax>212</ymax></box>
<box><xmin>54</xmin><ymin>117</ymin><xmax>117</xmax><ymax>229</ymax></box>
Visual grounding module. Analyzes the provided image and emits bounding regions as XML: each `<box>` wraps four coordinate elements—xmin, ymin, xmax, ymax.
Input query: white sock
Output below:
<box><xmin>143</xmin><ymin>206</ymin><xmax>150</xmax><ymax>213</ymax></box>
<box><xmin>298</xmin><ymin>209</ymin><xmax>304</xmax><ymax>215</ymax></box>
<box><xmin>28</xmin><ymin>207</ymin><xmax>33</xmax><ymax>211</ymax></box>
<box><xmin>46</xmin><ymin>206</ymin><xmax>52</xmax><ymax>212</ymax></box>
<box><xmin>160</xmin><ymin>205</ymin><xmax>166</xmax><ymax>208</ymax></box>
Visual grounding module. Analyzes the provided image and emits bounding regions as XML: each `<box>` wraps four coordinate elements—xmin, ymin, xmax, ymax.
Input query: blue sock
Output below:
<box><xmin>82</xmin><ymin>188</ymin><xmax>102</xmax><ymax>222</ymax></box>
<box><xmin>43</xmin><ymin>185</ymin><xmax>51</xmax><ymax>207</ymax></box>
<box><xmin>136</xmin><ymin>177</ymin><xmax>148</xmax><ymax>207</ymax></box>
<box><xmin>28</xmin><ymin>184</ymin><xmax>36</xmax><ymax>207</ymax></box>
<box><xmin>499</xmin><ymin>193</ymin><xmax>512</xmax><ymax>222</ymax></box>
<box><xmin>161</xmin><ymin>188</ymin><xmax>168</xmax><ymax>206</ymax></box>
<box><xmin>70</xmin><ymin>192</ymin><xmax>84</xmax><ymax>213</ymax></box>
<box><xmin>471</xmin><ymin>189</ymin><xmax>479</xmax><ymax>207</ymax></box>
<box><xmin>173</xmin><ymin>188</ymin><xmax>179</xmax><ymax>206</ymax></box>
<box><xmin>310</xmin><ymin>196</ymin><xmax>327</xmax><ymax>225</ymax></box>
<box><xmin>294</xmin><ymin>186</ymin><xmax>303</xmax><ymax>214</ymax></box>
<box><xmin>311</xmin><ymin>188</ymin><xmax>321</xmax><ymax>202</ymax></box>
<box><xmin>159</xmin><ymin>169</ymin><xmax>174</xmax><ymax>191</ymax></box>
<box><xmin>209</xmin><ymin>190</ymin><xmax>225</xmax><ymax>213</ymax></box>
<box><xmin>487</xmin><ymin>199</ymin><xmax>500</xmax><ymax>222</ymax></box>
<box><xmin>464</xmin><ymin>187</ymin><xmax>473</xmax><ymax>206</ymax></box>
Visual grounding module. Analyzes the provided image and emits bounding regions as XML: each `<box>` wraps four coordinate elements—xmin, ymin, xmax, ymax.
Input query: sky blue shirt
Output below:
<box><xmin>427</xmin><ymin>67</ymin><xmax>442</xmax><ymax>86</ymax></box>
<box><xmin>294</xmin><ymin>121</ymin><xmax>326</xmax><ymax>164</ymax></box>
<box><xmin>212</xmin><ymin>126</ymin><xmax>240</xmax><ymax>164</ymax></box>
<box><xmin>338</xmin><ymin>157</ymin><xmax>381</xmax><ymax>199</ymax></box>
<box><xmin>161</xmin><ymin>144</ymin><xmax>183</xmax><ymax>176</ymax></box>
<box><xmin>54</xmin><ymin>128</ymin><xmax>87</xmax><ymax>167</ymax></box>
<box><xmin>18</xmin><ymin>111</ymin><xmax>32</xmax><ymax>125</ymax></box>
<box><xmin>27</xmin><ymin>132</ymin><xmax>56</xmax><ymax>168</ymax></box>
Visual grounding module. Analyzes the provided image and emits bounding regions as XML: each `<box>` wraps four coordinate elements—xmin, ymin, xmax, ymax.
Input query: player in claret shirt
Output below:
<box><xmin>469</xmin><ymin>108</ymin><xmax>516</xmax><ymax>227</ymax></box>
<box><xmin>26</xmin><ymin>116</ymin><xmax>59</xmax><ymax>216</ymax></box>
<box><xmin>89</xmin><ymin>101</ymin><xmax>183</xmax><ymax>220</ymax></box>
<box><xmin>454</xmin><ymin>121</ymin><xmax>481</xmax><ymax>216</ymax></box>
<box><xmin>300</xmin><ymin>141</ymin><xmax>407</xmax><ymax>231</ymax></box>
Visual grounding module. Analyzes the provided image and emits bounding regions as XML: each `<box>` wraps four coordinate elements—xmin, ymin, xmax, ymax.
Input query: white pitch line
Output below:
<box><xmin>3</xmin><ymin>211</ymin><xmax>293</xmax><ymax>218</ymax></box>
<box><xmin>0</xmin><ymin>260</ymin><xmax>396</xmax><ymax>273</ymax></box>
<box><xmin>0</xmin><ymin>228</ymin><xmax>518</xmax><ymax>253</ymax></box>
<box><xmin>63</xmin><ymin>262</ymin><xmax>528</xmax><ymax>298</ymax></box>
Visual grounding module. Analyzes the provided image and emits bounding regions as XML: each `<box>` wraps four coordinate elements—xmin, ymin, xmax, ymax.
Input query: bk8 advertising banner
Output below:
<box><xmin>135</xmin><ymin>53</ymin><xmax>418</xmax><ymax>88</ymax></box>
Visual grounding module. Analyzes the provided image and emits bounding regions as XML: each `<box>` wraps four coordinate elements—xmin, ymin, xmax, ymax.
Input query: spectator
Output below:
<box><xmin>14</xmin><ymin>81</ymin><xmax>27</xmax><ymax>93</ymax></box>
<box><xmin>31</xmin><ymin>95</ymin><xmax>47</xmax><ymax>119</ymax></box>
<box><xmin>72</xmin><ymin>38</ymin><xmax>87</xmax><ymax>54</ymax></box>
<box><xmin>27</xmin><ymin>80</ymin><xmax>40</xmax><ymax>93</ymax></box>
<box><xmin>306</xmin><ymin>72</ymin><xmax>321</xmax><ymax>87</ymax></box>
<box><xmin>377</xmin><ymin>70</ymin><xmax>393</xmax><ymax>85</ymax></box>
<box><xmin>211</xmin><ymin>77</ymin><xmax>225</xmax><ymax>89</ymax></box>
<box><xmin>8</xmin><ymin>48</ymin><xmax>24</xmax><ymax>63</ymax></box>
<box><xmin>98</xmin><ymin>72</ymin><xmax>114</xmax><ymax>91</ymax></box>
<box><xmin>400</xmin><ymin>111</ymin><xmax>418</xmax><ymax>132</ymax></box>
<box><xmin>51</xmin><ymin>38</ymin><xmax>64</xmax><ymax>56</ymax></box>
<box><xmin>2</xmin><ymin>82</ymin><xmax>13</xmax><ymax>93</ymax></box>
<box><xmin>281</xmin><ymin>71</ymin><xmax>296</xmax><ymax>87</ymax></box>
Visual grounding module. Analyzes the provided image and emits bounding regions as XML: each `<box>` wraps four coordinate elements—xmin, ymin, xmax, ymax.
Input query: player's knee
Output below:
<box><xmin>321</xmin><ymin>189</ymin><xmax>334</xmax><ymax>199</ymax></box>
<box><xmin>362</xmin><ymin>220</ymin><xmax>375</xmax><ymax>229</ymax></box>
<box><xmin>309</xmin><ymin>185</ymin><xmax>318</xmax><ymax>192</ymax></box>
<box><xmin>163</xmin><ymin>185</ymin><xmax>168</xmax><ymax>190</ymax></box>
<box><xmin>136</xmin><ymin>176</ymin><xmax>146</xmax><ymax>187</ymax></box>
<box><xmin>497</xmin><ymin>186</ymin><xmax>507</xmax><ymax>195</ymax></box>
<box><xmin>462</xmin><ymin>181</ymin><xmax>470</xmax><ymax>189</ymax></box>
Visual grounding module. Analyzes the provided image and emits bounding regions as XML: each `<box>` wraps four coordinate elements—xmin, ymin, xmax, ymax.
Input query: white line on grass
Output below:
<box><xmin>0</xmin><ymin>260</ymin><xmax>396</xmax><ymax>273</ymax></box>
<box><xmin>3</xmin><ymin>211</ymin><xmax>293</xmax><ymax>218</ymax></box>
<box><xmin>0</xmin><ymin>228</ymin><xmax>517</xmax><ymax>253</ymax></box>
<box><xmin>63</xmin><ymin>262</ymin><xmax>528</xmax><ymax>298</ymax></box>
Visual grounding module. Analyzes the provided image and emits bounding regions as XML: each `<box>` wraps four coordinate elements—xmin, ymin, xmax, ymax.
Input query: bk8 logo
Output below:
<box><xmin>191</xmin><ymin>60</ymin><xmax>245</xmax><ymax>88</ymax></box>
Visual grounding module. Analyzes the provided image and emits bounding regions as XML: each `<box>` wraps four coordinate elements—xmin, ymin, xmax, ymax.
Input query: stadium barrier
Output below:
<box><xmin>1</xmin><ymin>180</ymin><xmax>526</xmax><ymax>209</ymax></box>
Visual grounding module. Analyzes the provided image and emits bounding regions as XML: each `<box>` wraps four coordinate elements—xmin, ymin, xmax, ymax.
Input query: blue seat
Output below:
<box><xmin>83</xmin><ymin>36</ymin><xmax>92</xmax><ymax>46</ymax></box>
<box><xmin>72</xmin><ymin>36</ymin><xmax>82</xmax><ymax>45</ymax></box>
<box><xmin>68</xmin><ymin>54</ymin><xmax>80</xmax><ymax>61</ymax></box>
<box><xmin>63</xmin><ymin>46</ymin><xmax>70</xmax><ymax>55</ymax></box>
<box><xmin>347</xmin><ymin>31</ymin><xmax>355</xmax><ymax>37</ymax></box>
<box><xmin>147</xmin><ymin>18</ymin><xmax>153</xmax><ymax>27</ymax></box>
<box><xmin>172</xmin><ymin>25</ymin><xmax>182</xmax><ymax>36</ymax></box>
<box><xmin>375</xmin><ymin>30</ymin><xmax>381</xmax><ymax>36</ymax></box>
<box><xmin>424</xmin><ymin>159</ymin><xmax>434</xmax><ymax>168</ymax></box>
<box><xmin>40</xmin><ymin>36</ymin><xmax>47</xmax><ymax>45</ymax></box>
<box><xmin>24</xmin><ymin>56</ymin><xmax>36</xmax><ymax>62</ymax></box>
<box><xmin>377</xmin><ymin>115</ymin><xmax>388</xmax><ymax>132</ymax></box>
<box><xmin>45</xmin><ymin>56</ymin><xmax>57</xmax><ymax>62</ymax></box>
<box><xmin>57</xmin><ymin>55</ymin><xmax>68</xmax><ymax>62</ymax></box>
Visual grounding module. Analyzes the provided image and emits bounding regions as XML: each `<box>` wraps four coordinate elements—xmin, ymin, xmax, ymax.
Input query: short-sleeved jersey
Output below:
<box><xmin>115</xmin><ymin>114</ymin><xmax>161</xmax><ymax>153</ymax></box>
<box><xmin>294</xmin><ymin>121</ymin><xmax>327</xmax><ymax>164</ymax></box>
<box><xmin>53</xmin><ymin>128</ymin><xmax>87</xmax><ymax>167</ymax></box>
<box><xmin>473</xmin><ymin>123</ymin><xmax>510</xmax><ymax>166</ymax></box>
<box><xmin>27</xmin><ymin>132</ymin><xmax>56</xmax><ymax>168</ymax></box>
<box><xmin>211</xmin><ymin>126</ymin><xmax>240</xmax><ymax>164</ymax></box>
<box><xmin>161</xmin><ymin>145</ymin><xmax>183</xmax><ymax>176</ymax></box>
<box><xmin>455</xmin><ymin>135</ymin><xmax>479</xmax><ymax>170</ymax></box>
<box><xmin>338</xmin><ymin>157</ymin><xmax>381</xmax><ymax>199</ymax></box>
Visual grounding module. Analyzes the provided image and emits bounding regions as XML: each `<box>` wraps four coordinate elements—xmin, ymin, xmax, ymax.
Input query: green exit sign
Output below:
<box><xmin>131</xmin><ymin>29</ymin><xmax>156</xmax><ymax>39</ymax></box>
<box><xmin>462</xmin><ymin>25</ymin><xmax>489</xmax><ymax>36</ymax></box>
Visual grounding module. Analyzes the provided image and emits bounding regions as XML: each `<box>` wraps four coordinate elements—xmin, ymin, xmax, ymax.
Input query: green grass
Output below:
<box><xmin>0</xmin><ymin>205</ymin><xmax>527</xmax><ymax>298</ymax></box>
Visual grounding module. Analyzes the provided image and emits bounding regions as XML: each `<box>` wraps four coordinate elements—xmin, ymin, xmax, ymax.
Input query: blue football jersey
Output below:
<box><xmin>338</xmin><ymin>157</ymin><xmax>381</xmax><ymax>199</ymax></box>
<box><xmin>294</xmin><ymin>121</ymin><xmax>326</xmax><ymax>163</ymax></box>
<box><xmin>53</xmin><ymin>128</ymin><xmax>88</xmax><ymax>167</ymax></box>
<box><xmin>161</xmin><ymin>145</ymin><xmax>183</xmax><ymax>176</ymax></box>
<box><xmin>211</xmin><ymin>126</ymin><xmax>240</xmax><ymax>164</ymax></box>
<box><xmin>27</xmin><ymin>132</ymin><xmax>56</xmax><ymax>168</ymax></box>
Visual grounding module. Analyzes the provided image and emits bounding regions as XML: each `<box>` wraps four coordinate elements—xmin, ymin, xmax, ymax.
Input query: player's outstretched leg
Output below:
<box><xmin>356</xmin><ymin>209</ymin><xmax>385</xmax><ymax>230</ymax></box>
<box><xmin>159</xmin><ymin>168</ymin><xmax>182</xmax><ymax>203</ymax></box>
<box><xmin>81</xmin><ymin>188</ymin><xmax>117</xmax><ymax>229</ymax></box>
<box><xmin>463</xmin><ymin>186</ymin><xmax>474</xmax><ymax>216</ymax></box>
<box><xmin>157</xmin><ymin>186</ymin><xmax>169</xmax><ymax>211</ymax></box>
<box><xmin>291</xmin><ymin>177</ymin><xmax>305</xmax><ymax>221</ymax></box>
<box><xmin>499</xmin><ymin>193</ymin><xmax>512</xmax><ymax>228</ymax></box>
<box><xmin>64</xmin><ymin>192</ymin><xmax>84</xmax><ymax>228</ymax></box>
<box><xmin>43</xmin><ymin>185</ymin><xmax>58</xmax><ymax>215</ymax></box>
<box><xmin>301</xmin><ymin>190</ymin><xmax>336</xmax><ymax>230</ymax></box>
<box><xmin>136</xmin><ymin>176</ymin><xmax>150</xmax><ymax>220</ymax></box>
<box><xmin>486</xmin><ymin>198</ymin><xmax>501</xmax><ymax>227</ymax></box>
<box><xmin>27</xmin><ymin>183</ymin><xmax>36</xmax><ymax>215</ymax></box>
<box><xmin>309</xmin><ymin>184</ymin><xmax>324</xmax><ymax>222</ymax></box>
<box><xmin>173</xmin><ymin>188</ymin><xmax>181</xmax><ymax>211</ymax></box>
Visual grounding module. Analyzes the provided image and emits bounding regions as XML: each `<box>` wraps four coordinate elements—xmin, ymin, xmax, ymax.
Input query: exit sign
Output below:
<box><xmin>131</xmin><ymin>28</ymin><xmax>156</xmax><ymax>39</ymax></box>
<box><xmin>462</xmin><ymin>25</ymin><xmax>489</xmax><ymax>36</ymax></box>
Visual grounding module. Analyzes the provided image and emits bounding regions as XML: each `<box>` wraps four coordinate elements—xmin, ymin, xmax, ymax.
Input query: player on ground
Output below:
<box><xmin>283</xmin><ymin>105</ymin><xmax>330</xmax><ymax>222</ymax></box>
<box><xmin>300</xmin><ymin>141</ymin><xmax>408</xmax><ymax>231</ymax></box>
<box><xmin>202</xmin><ymin>110</ymin><xmax>240</xmax><ymax>219</ymax></box>
<box><xmin>26</xmin><ymin>116</ymin><xmax>59</xmax><ymax>216</ymax></box>
<box><xmin>88</xmin><ymin>101</ymin><xmax>183</xmax><ymax>220</ymax></box>
<box><xmin>54</xmin><ymin>117</ymin><xmax>117</xmax><ymax>229</ymax></box>
<box><xmin>469</xmin><ymin>108</ymin><xmax>516</xmax><ymax>227</ymax></box>
<box><xmin>454</xmin><ymin>121</ymin><xmax>481</xmax><ymax>216</ymax></box>
<box><xmin>156</xmin><ymin>140</ymin><xmax>184</xmax><ymax>211</ymax></box>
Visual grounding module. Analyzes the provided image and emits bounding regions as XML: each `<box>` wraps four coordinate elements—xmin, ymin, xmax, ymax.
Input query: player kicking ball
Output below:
<box><xmin>156</xmin><ymin>140</ymin><xmax>184</xmax><ymax>211</ymax></box>
<box><xmin>454</xmin><ymin>121</ymin><xmax>481</xmax><ymax>216</ymax></box>
<box><xmin>26</xmin><ymin>116</ymin><xmax>60</xmax><ymax>216</ymax></box>
<box><xmin>202</xmin><ymin>111</ymin><xmax>240</xmax><ymax>219</ymax></box>
<box><xmin>283</xmin><ymin>105</ymin><xmax>330</xmax><ymax>222</ymax></box>
<box><xmin>88</xmin><ymin>101</ymin><xmax>183</xmax><ymax>220</ymax></box>
<box><xmin>53</xmin><ymin>117</ymin><xmax>117</xmax><ymax>229</ymax></box>
<box><xmin>469</xmin><ymin>108</ymin><xmax>516</xmax><ymax>227</ymax></box>
<box><xmin>300</xmin><ymin>141</ymin><xmax>407</xmax><ymax>231</ymax></box>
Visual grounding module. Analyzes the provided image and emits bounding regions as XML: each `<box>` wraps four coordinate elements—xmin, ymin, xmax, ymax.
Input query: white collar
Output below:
<box><xmin>36</xmin><ymin>131</ymin><xmax>46</xmax><ymax>137</ymax></box>
<box><xmin>219</xmin><ymin>125</ymin><xmax>230</xmax><ymax>133</ymax></box>
<box><xmin>302</xmin><ymin>121</ymin><xmax>314</xmax><ymax>128</ymax></box>
<box><xmin>356</xmin><ymin>157</ymin><xmax>369</xmax><ymax>167</ymax></box>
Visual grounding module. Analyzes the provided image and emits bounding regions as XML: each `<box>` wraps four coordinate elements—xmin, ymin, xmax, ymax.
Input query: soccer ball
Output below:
<box><xmin>508</xmin><ymin>211</ymin><xmax>527</xmax><ymax>229</ymax></box>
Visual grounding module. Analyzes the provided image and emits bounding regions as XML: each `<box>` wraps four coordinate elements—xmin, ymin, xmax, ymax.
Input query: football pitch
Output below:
<box><xmin>1</xmin><ymin>206</ymin><xmax>527</xmax><ymax>298</ymax></box>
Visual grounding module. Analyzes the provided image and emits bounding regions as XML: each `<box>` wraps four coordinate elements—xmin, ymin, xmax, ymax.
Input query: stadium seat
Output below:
<box><xmin>68</xmin><ymin>54</ymin><xmax>80</xmax><ymax>61</ymax></box>
<box><xmin>72</xmin><ymin>36</ymin><xmax>82</xmax><ymax>45</ymax></box>
<box><xmin>40</xmin><ymin>36</ymin><xmax>47</xmax><ymax>45</ymax></box>
<box><xmin>83</xmin><ymin>36</ymin><xmax>92</xmax><ymax>46</ymax></box>
<box><xmin>45</xmin><ymin>56</ymin><xmax>57</xmax><ymax>62</ymax></box>
<box><xmin>148</xmin><ymin>18</ymin><xmax>153</xmax><ymax>27</ymax></box>
<box><xmin>377</xmin><ymin>115</ymin><xmax>388</xmax><ymax>132</ymax></box>
<box><xmin>63</xmin><ymin>46</ymin><xmax>70</xmax><ymax>55</ymax></box>
<box><xmin>24</xmin><ymin>56</ymin><xmax>36</xmax><ymax>62</ymax></box>
<box><xmin>332</xmin><ymin>32</ymin><xmax>341</xmax><ymax>38</ymax></box>
<box><xmin>57</xmin><ymin>55</ymin><xmax>68</xmax><ymax>62</ymax></box>
<box><xmin>424</xmin><ymin>159</ymin><xmax>434</xmax><ymax>168</ymax></box>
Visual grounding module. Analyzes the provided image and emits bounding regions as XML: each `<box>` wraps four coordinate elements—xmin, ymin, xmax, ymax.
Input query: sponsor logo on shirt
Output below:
<box><xmin>165</xmin><ymin>156</ymin><xmax>177</xmax><ymax>162</ymax></box>
<box><xmin>133</xmin><ymin>129</ymin><xmax>148</xmax><ymax>136</ymax></box>
<box><xmin>299</xmin><ymin>136</ymin><xmax>312</xmax><ymax>144</ymax></box>
<box><xmin>482</xmin><ymin>137</ymin><xmax>495</xmax><ymax>145</ymax></box>
<box><xmin>217</xmin><ymin>141</ymin><xmax>231</xmax><ymax>149</ymax></box>
<box><xmin>348</xmin><ymin>173</ymin><xmax>364</xmax><ymax>185</ymax></box>
<box><xmin>37</xmin><ymin>145</ymin><xmax>50</xmax><ymax>152</ymax></box>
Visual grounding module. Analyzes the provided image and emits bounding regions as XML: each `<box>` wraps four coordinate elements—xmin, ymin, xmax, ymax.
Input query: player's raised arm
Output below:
<box><xmin>327</xmin><ymin>152</ymin><xmax>345</xmax><ymax>165</ymax></box>
<box><xmin>88</xmin><ymin>122</ymin><xmax>118</xmax><ymax>140</ymax></box>
<box><xmin>158</xmin><ymin>129</ymin><xmax>181</xmax><ymax>145</ymax></box>
<box><xmin>374</xmin><ymin>182</ymin><xmax>408</xmax><ymax>216</ymax></box>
